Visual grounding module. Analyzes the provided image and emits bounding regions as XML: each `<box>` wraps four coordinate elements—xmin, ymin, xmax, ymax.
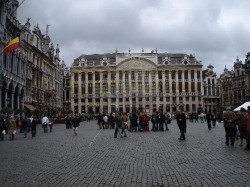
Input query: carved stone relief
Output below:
<box><xmin>117</xmin><ymin>59</ymin><xmax>156</xmax><ymax>70</ymax></box>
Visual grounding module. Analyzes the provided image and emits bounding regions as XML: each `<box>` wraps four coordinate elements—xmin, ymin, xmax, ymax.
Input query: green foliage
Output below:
<box><xmin>1</xmin><ymin>107</ymin><xmax>14</xmax><ymax>115</ymax></box>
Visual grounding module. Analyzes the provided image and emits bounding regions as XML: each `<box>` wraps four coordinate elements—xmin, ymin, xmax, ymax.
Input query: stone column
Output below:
<box><xmin>162</xmin><ymin>71</ymin><xmax>166</xmax><ymax>113</ymax></box>
<box><xmin>169</xmin><ymin>71</ymin><xmax>172</xmax><ymax>113</ymax></box>
<box><xmin>122</xmin><ymin>71</ymin><xmax>125</xmax><ymax>112</ymax></box>
<box><xmin>135</xmin><ymin>71</ymin><xmax>139</xmax><ymax>109</ymax></box>
<box><xmin>155</xmin><ymin>71</ymin><xmax>159</xmax><ymax>110</ymax></box>
<box><xmin>78</xmin><ymin>73</ymin><xmax>81</xmax><ymax>114</ymax></box>
<box><xmin>115</xmin><ymin>71</ymin><xmax>119</xmax><ymax>112</ymax></box>
<box><xmin>11</xmin><ymin>90</ymin><xmax>14</xmax><ymax>110</ymax></box>
<box><xmin>108</xmin><ymin>71</ymin><xmax>111</xmax><ymax>114</ymax></box>
<box><xmin>0</xmin><ymin>87</ymin><xmax>2</xmax><ymax>111</ymax></box>
<box><xmin>4</xmin><ymin>89</ymin><xmax>8</xmax><ymax>108</ymax></box>
<box><xmin>92</xmin><ymin>71</ymin><xmax>96</xmax><ymax>114</ymax></box>
<box><xmin>129</xmin><ymin>71</ymin><xmax>132</xmax><ymax>113</ymax></box>
<box><xmin>16</xmin><ymin>91</ymin><xmax>20</xmax><ymax>109</ymax></box>
<box><xmin>85</xmin><ymin>72</ymin><xmax>88</xmax><ymax>113</ymax></box>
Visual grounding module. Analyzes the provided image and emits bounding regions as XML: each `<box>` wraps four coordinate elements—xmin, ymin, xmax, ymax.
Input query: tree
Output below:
<box><xmin>1</xmin><ymin>107</ymin><xmax>14</xmax><ymax>116</ymax></box>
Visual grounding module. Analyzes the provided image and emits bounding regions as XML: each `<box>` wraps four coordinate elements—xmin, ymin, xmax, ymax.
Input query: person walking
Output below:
<box><xmin>42</xmin><ymin>114</ymin><xmax>49</xmax><ymax>133</ymax></box>
<box><xmin>30</xmin><ymin>117</ymin><xmax>38</xmax><ymax>138</ymax></box>
<box><xmin>206</xmin><ymin>111</ymin><xmax>213</xmax><ymax>130</ymax></box>
<box><xmin>72</xmin><ymin>115</ymin><xmax>80</xmax><ymax>136</ymax></box>
<box><xmin>151</xmin><ymin>113</ymin><xmax>157</xmax><ymax>131</ymax></box>
<box><xmin>159</xmin><ymin>112</ymin><xmax>165</xmax><ymax>131</ymax></box>
<box><xmin>22</xmin><ymin>116</ymin><xmax>30</xmax><ymax>138</ymax></box>
<box><xmin>8</xmin><ymin>116</ymin><xmax>16</xmax><ymax>140</ymax></box>
<box><xmin>48</xmin><ymin>117</ymin><xmax>53</xmax><ymax>133</ymax></box>
<box><xmin>114</xmin><ymin>113</ymin><xmax>122</xmax><ymax>138</ymax></box>
<box><xmin>235</xmin><ymin>108</ymin><xmax>247</xmax><ymax>146</ymax></box>
<box><xmin>222</xmin><ymin>107</ymin><xmax>237</xmax><ymax>146</ymax></box>
<box><xmin>164</xmin><ymin>113</ymin><xmax>170</xmax><ymax>131</ymax></box>
<box><xmin>176</xmin><ymin>108</ymin><xmax>187</xmax><ymax>140</ymax></box>
<box><xmin>245</xmin><ymin>106</ymin><xmax>250</xmax><ymax>150</ymax></box>
<box><xmin>121</xmin><ymin>113</ymin><xmax>128</xmax><ymax>137</ymax></box>
<box><xmin>0</xmin><ymin>117</ymin><xmax>6</xmax><ymax>141</ymax></box>
<box><xmin>212</xmin><ymin>111</ymin><xmax>217</xmax><ymax>127</ymax></box>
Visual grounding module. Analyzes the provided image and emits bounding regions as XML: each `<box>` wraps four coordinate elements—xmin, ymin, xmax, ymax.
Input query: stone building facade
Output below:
<box><xmin>218</xmin><ymin>57</ymin><xmax>248</xmax><ymax>111</ymax></box>
<box><xmin>245</xmin><ymin>52</ymin><xmax>250</xmax><ymax>101</ymax></box>
<box><xmin>202</xmin><ymin>65</ymin><xmax>221</xmax><ymax>113</ymax></box>
<box><xmin>61</xmin><ymin>60</ymin><xmax>71</xmax><ymax>112</ymax></box>
<box><xmin>0</xmin><ymin>0</ymin><xmax>26</xmax><ymax>112</ymax></box>
<box><xmin>231</xmin><ymin>57</ymin><xmax>246</xmax><ymax>109</ymax></box>
<box><xmin>0</xmin><ymin>1</ymin><xmax>64</xmax><ymax>116</ymax></box>
<box><xmin>218</xmin><ymin>66</ymin><xmax>233</xmax><ymax>110</ymax></box>
<box><xmin>70</xmin><ymin>51</ymin><xmax>203</xmax><ymax>114</ymax></box>
<box><xmin>20</xmin><ymin>24</ymin><xmax>63</xmax><ymax>112</ymax></box>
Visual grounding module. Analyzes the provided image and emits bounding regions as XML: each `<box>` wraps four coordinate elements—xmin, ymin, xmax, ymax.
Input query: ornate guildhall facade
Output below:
<box><xmin>70</xmin><ymin>51</ymin><xmax>203</xmax><ymax>114</ymax></box>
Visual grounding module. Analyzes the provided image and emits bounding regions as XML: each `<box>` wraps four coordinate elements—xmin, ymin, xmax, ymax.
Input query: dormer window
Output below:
<box><xmin>103</xmin><ymin>61</ymin><xmax>107</xmax><ymax>66</ymax></box>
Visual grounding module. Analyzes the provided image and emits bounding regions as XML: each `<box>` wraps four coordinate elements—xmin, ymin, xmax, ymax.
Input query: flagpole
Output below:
<box><xmin>10</xmin><ymin>0</ymin><xmax>26</xmax><ymax>17</ymax></box>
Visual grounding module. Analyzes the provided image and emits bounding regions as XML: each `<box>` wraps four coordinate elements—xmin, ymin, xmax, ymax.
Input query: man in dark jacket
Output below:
<box><xmin>222</xmin><ymin>107</ymin><xmax>236</xmax><ymax>146</ymax></box>
<box><xmin>176</xmin><ymin>108</ymin><xmax>187</xmax><ymax>140</ymax></box>
<box><xmin>206</xmin><ymin>111</ymin><xmax>213</xmax><ymax>130</ymax></box>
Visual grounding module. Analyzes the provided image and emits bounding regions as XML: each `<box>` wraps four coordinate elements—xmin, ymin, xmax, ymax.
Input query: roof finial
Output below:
<box><xmin>46</xmin><ymin>24</ymin><xmax>50</xmax><ymax>36</ymax></box>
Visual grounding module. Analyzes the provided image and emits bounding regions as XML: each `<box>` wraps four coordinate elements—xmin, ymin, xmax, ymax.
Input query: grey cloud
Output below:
<box><xmin>17</xmin><ymin>0</ymin><xmax>250</xmax><ymax>75</ymax></box>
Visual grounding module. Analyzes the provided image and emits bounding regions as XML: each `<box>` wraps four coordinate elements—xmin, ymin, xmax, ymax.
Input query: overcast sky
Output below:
<box><xmin>17</xmin><ymin>0</ymin><xmax>250</xmax><ymax>75</ymax></box>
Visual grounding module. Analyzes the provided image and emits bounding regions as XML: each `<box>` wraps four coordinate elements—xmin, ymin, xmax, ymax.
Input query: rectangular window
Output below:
<box><xmin>191</xmin><ymin>70</ymin><xmax>194</xmax><ymax>79</ymax></box>
<box><xmin>111</xmin><ymin>72</ymin><xmax>116</xmax><ymax>80</ymax></box>
<box><xmin>103</xmin><ymin>83</ymin><xmax>108</xmax><ymax>93</ymax></box>
<box><xmin>138</xmin><ymin>71</ymin><xmax>142</xmax><ymax>80</ymax></box>
<box><xmin>131</xmin><ymin>71</ymin><xmax>135</xmax><ymax>80</ymax></box>
<box><xmin>81</xmin><ymin>72</ymin><xmax>85</xmax><ymax>81</ymax></box>
<box><xmin>88</xmin><ymin>72</ymin><xmax>92</xmax><ymax>80</ymax></box>
<box><xmin>119</xmin><ymin>71</ymin><xmax>123</xmax><ymax>80</ymax></box>
<box><xmin>111</xmin><ymin>83</ymin><xmax>116</xmax><ymax>94</ymax></box>
<box><xmin>74</xmin><ymin>73</ymin><xmax>78</xmax><ymax>81</ymax></box>
<box><xmin>158</xmin><ymin>71</ymin><xmax>162</xmax><ymax>79</ymax></box>
<box><xmin>95</xmin><ymin>72</ymin><xmax>100</xmax><ymax>80</ymax></box>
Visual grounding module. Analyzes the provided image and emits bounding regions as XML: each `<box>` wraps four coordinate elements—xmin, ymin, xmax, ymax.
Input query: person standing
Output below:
<box><xmin>48</xmin><ymin>117</ymin><xmax>53</xmax><ymax>133</ymax></box>
<box><xmin>8</xmin><ymin>116</ymin><xmax>16</xmax><ymax>140</ymax></box>
<box><xmin>245</xmin><ymin>106</ymin><xmax>250</xmax><ymax>150</ymax></box>
<box><xmin>30</xmin><ymin>117</ymin><xmax>38</xmax><ymax>138</ymax></box>
<box><xmin>22</xmin><ymin>116</ymin><xmax>30</xmax><ymax>138</ymax></box>
<box><xmin>212</xmin><ymin>111</ymin><xmax>217</xmax><ymax>127</ymax></box>
<box><xmin>121</xmin><ymin>113</ymin><xmax>128</xmax><ymax>137</ymax></box>
<box><xmin>164</xmin><ymin>113</ymin><xmax>170</xmax><ymax>131</ymax></box>
<box><xmin>235</xmin><ymin>108</ymin><xmax>247</xmax><ymax>146</ymax></box>
<box><xmin>114</xmin><ymin>113</ymin><xmax>122</xmax><ymax>138</ymax></box>
<box><xmin>151</xmin><ymin>113</ymin><xmax>157</xmax><ymax>131</ymax></box>
<box><xmin>0</xmin><ymin>117</ymin><xmax>6</xmax><ymax>141</ymax></box>
<box><xmin>130</xmin><ymin>112</ymin><xmax>138</xmax><ymax>132</ymax></box>
<box><xmin>222</xmin><ymin>107</ymin><xmax>237</xmax><ymax>146</ymax></box>
<box><xmin>176</xmin><ymin>108</ymin><xmax>187</xmax><ymax>140</ymax></box>
<box><xmin>206</xmin><ymin>111</ymin><xmax>213</xmax><ymax>130</ymax></box>
<box><xmin>72</xmin><ymin>115</ymin><xmax>80</xmax><ymax>136</ymax></box>
<box><xmin>159</xmin><ymin>112</ymin><xmax>165</xmax><ymax>131</ymax></box>
<box><xmin>42</xmin><ymin>114</ymin><xmax>49</xmax><ymax>133</ymax></box>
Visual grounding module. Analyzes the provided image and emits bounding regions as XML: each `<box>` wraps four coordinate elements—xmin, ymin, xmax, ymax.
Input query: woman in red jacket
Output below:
<box><xmin>245</xmin><ymin>106</ymin><xmax>250</xmax><ymax>150</ymax></box>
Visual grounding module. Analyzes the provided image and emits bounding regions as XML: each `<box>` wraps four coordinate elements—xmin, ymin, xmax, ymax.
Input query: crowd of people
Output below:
<box><xmin>0</xmin><ymin>114</ymin><xmax>53</xmax><ymax>141</ymax></box>
<box><xmin>1</xmin><ymin>107</ymin><xmax>250</xmax><ymax>151</ymax></box>
<box><xmin>96</xmin><ymin>111</ymin><xmax>172</xmax><ymax>138</ymax></box>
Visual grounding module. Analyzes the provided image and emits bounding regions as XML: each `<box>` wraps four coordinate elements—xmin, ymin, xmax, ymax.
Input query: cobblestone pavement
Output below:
<box><xmin>0</xmin><ymin>120</ymin><xmax>249</xmax><ymax>187</ymax></box>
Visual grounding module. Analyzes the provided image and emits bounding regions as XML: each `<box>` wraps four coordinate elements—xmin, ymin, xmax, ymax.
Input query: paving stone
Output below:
<box><xmin>0</xmin><ymin>120</ymin><xmax>249</xmax><ymax>186</ymax></box>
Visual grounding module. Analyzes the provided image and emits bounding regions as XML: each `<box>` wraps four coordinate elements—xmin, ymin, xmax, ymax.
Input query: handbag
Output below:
<box><xmin>2</xmin><ymin>130</ymin><xmax>6</xmax><ymax>135</ymax></box>
<box><xmin>13</xmin><ymin>130</ymin><xmax>16</xmax><ymax>134</ymax></box>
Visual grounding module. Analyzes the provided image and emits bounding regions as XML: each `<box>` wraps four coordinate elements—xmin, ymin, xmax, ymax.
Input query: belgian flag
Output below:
<box><xmin>3</xmin><ymin>37</ymin><xmax>20</xmax><ymax>55</ymax></box>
